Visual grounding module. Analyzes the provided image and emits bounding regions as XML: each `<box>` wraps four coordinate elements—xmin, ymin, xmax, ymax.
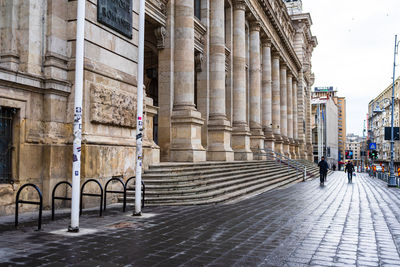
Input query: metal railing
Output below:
<box><xmin>256</xmin><ymin>149</ymin><xmax>308</xmax><ymax>181</ymax></box>
<box><xmin>14</xmin><ymin>177</ymin><xmax>146</xmax><ymax>230</ymax></box>
<box><xmin>52</xmin><ymin>181</ymin><xmax>72</xmax><ymax>220</ymax></box>
<box><xmin>15</xmin><ymin>184</ymin><xmax>43</xmax><ymax>230</ymax></box>
<box><xmin>370</xmin><ymin>171</ymin><xmax>400</xmax><ymax>187</ymax></box>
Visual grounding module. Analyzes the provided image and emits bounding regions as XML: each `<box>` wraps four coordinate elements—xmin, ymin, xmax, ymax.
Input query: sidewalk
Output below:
<box><xmin>1</xmin><ymin>172</ymin><xmax>400</xmax><ymax>266</ymax></box>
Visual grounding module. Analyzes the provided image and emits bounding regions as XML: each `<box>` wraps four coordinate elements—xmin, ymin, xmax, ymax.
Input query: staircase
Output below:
<box><xmin>122</xmin><ymin>160</ymin><xmax>305</xmax><ymax>206</ymax></box>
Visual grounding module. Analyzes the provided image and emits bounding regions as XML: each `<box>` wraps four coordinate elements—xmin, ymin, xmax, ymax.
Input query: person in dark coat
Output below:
<box><xmin>345</xmin><ymin>161</ymin><xmax>355</xmax><ymax>183</ymax></box>
<box><xmin>332</xmin><ymin>164</ymin><xmax>336</xmax><ymax>171</ymax></box>
<box><xmin>318</xmin><ymin>156</ymin><xmax>329</xmax><ymax>185</ymax></box>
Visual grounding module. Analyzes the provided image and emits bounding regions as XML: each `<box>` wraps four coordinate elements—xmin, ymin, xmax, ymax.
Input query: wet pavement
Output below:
<box><xmin>1</xmin><ymin>172</ymin><xmax>400</xmax><ymax>266</ymax></box>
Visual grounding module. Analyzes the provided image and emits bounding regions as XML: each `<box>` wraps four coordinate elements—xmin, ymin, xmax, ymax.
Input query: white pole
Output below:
<box><xmin>134</xmin><ymin>0</ymin><xmax>145</xmax><ymax>216</ymax></box>
<box><xmin>69</xmin><ymin>0</ymin><xmax>85</xmax><ymax>232</ymax></box>
<box><xmin>317</xmin><ymin>103</ymin><xmax>321</xmax><ymax>161</ymax></box>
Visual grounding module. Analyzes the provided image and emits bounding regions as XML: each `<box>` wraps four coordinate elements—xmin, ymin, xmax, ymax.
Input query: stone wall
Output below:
<box><xmin>0</xmin><ymin>0</ymin><xmax>160</xmax><ymax>216</ymax></box>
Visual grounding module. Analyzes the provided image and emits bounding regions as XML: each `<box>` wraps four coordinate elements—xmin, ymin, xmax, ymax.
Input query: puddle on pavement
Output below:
<box><xmin>103</xmin><ymin>221</ymin><xmax>144</xmax><ymax>229</ymax></box>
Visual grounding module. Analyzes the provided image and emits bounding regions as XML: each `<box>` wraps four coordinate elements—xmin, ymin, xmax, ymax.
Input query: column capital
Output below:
<box><xmin>261</xmin><ymin>37</ymin><xmax>272</xmax><ymax>48</ymax></box>
<box><xmin>280</xmin><ymin>62</ymin><xmax>287</xmax><ymax>69</ymax></box>
<box><xmin>233</xmin><ymin>0</ymin><xmax>246</xmax><ymax>11</ymax></box>
<box><xmin>287</xmin><ymin>71</ymin><xmax>293</xmax><ymax>78</ymax></box>
<box><xmin>271</xmin><ymin>47</ymin><xmax>281</xmax><ymax>58</ymax></box>
<box><xmin>249</xmin><ymin>21</ymin><xmax>261</xmax><ymax>32</ymax></box>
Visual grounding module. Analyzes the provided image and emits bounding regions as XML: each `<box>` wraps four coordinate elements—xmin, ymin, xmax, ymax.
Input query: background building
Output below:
<box><xmin>334</xmin><ymin>97</ymin><xmax>346</xmax><ymax>165</ymax></box>
<box><xmin>311</xmin><ymin>86</ymin><xmax>344</xmax><ymax>168</ymax></box>
<box><xmin>311</xmin><ymin>89</ymin><xmax>339</xmax><ymax>168</ymax></box>
<box><xmin>346</xmin><ymin>133</ymin><xmax>365</xmax><ymax>169</ymax></box>
<box><xmin>368</xmin><ymin>76</ymin><xmax>400</xmax><ymax>171</ymax></box>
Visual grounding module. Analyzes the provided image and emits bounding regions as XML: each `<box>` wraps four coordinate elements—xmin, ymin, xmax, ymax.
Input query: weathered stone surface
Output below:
<box><xmin>90</xmin><ymin>84</ymin><xmax>137</xmax><ymax>128</ymax></box>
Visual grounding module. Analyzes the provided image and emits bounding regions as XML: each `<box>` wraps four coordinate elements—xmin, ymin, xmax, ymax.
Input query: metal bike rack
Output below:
<box><xmin>51</xmin><ymin>181</ymin><xmax>72</xmax><ymax>220</ymax></box>
<box><xmin>125</xmin><ymin>176</ymin><xmax>145</xmax><ymax>208</ymax></box>
<box><xmin>80</xmin><ymin>179</ymin><xmax>103</xmax><ymax>217</ymax></box>
<box><xmin>104</xmin><ymin>177</ymin><xmax>126</xmax><ymax>212</ymax></box>
<box><xmin>15</xmin><ymin>183</ymin><xmax>43</xmax><ymax>230</ymax></box>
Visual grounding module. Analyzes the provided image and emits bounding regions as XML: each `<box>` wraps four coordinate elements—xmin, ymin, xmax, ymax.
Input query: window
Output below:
<box><xmin>0</xmin><ymin>107</ymin><xmax>16</xmax><ymax>183</ymax></box>
<box><xmin>194</xmin><ymin>0</ymin><xmax>201</xmax><ymax>19</ymax></box>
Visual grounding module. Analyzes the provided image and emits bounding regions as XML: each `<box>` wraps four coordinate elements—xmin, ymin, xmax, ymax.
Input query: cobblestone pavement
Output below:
<box><xmin>1</xmin><ymin>172</ymin><xmax>400</xmax><ymax>267</ymax></box>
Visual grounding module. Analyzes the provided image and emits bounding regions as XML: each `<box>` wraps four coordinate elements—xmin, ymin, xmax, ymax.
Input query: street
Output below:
<box><xmin>1</xmin><ymin>172</ymin><xmax>400</xmax><ymax>266</ymax></box>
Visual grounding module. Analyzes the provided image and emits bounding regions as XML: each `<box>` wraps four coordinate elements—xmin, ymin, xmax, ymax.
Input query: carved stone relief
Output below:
<box><xmin>90</xmin><ymin>84</ymin><xmax>137</xmax><ymax>128</ymax></box>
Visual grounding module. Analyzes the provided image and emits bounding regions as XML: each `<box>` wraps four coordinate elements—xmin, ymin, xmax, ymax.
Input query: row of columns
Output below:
<box><xmin>170</xmin><ymin>0</ymin><xmax>305</xmax><ymax>162</ymax></box>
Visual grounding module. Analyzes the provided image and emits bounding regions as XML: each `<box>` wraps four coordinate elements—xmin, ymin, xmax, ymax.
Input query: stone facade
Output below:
<box><xmin>0</xmin><ymin>0</ymin><xmax>316</xmax><ymax>215</ymax></box>
<box><xmin>368</xmin><ymin>76</ymin><xmax>400</xmax><ymax>170</ymax></box>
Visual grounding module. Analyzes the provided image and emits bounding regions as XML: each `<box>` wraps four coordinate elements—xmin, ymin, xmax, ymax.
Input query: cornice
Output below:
<box><xmin>246</xmin><ymin>0</ymin><xmax>301</xmax><ymax>78</ymax></box>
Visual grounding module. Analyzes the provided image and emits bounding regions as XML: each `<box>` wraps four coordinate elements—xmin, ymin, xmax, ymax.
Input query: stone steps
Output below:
<box><xmin>121</xmin><ymin>160</ymin><xmax>305</xmax><ymax>206</ymax></box>
<box><xmin>141</xmin><ymin>163</ymin><xmax>281</xmax><ymax>185</ymax></box>
<box><xmin>140</xmin><ymin>168</ymin><xmax>296</xmax><ymax>196</ymax></box>
<box><xmin>124</xmin><ymin>172</ymin><xmax>301</xmax><ymax>206</ymax></box>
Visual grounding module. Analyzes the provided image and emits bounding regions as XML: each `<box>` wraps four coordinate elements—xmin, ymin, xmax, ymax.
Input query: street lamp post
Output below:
<box><xmin>388</xmin><ymin>35</ymin><xmax>399</xmax><ymax>187</ymax></box>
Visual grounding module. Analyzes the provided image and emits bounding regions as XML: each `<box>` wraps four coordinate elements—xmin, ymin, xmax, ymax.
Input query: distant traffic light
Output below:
<box><xmin>370</xmin><ymin>150</ymin><xmax>379</xmax><ymax>159</ymax></box>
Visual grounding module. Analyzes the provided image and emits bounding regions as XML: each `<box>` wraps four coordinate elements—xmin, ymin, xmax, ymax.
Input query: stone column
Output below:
<box><xmin>232</xmin><ymin>0</ymin><xmax>253</xmax><ymax>160</ymax></box>
<box><xmin>0</xmin><ymin>0</ymin><xmax>20</xmax><ymax>71</ymax></box>
<box><xmin>287</xmin><ymin>72</ymin><xmax>295</xmax><ymax>158</ymax></box>
<box><xmin>207</xmin><ymin>0</ymin><xmax>234</xmax><ymax>161</ymax></box>
<box><xmin>297</xmin><ymin>70</ymin><xmax>306</xmax><ymax>159</ymax></box>
<box><xmin>261</xmin><ymin>39</ymin><xmax>274</xmax><ymax>151</ymax></box>
<box><xmin>280</xmin><ymin>63</ymin><xmax>289</xmax><ymax>156</ymax></box>
<box><xmin>249</xmin><ymin>22</ymin><xmax>265</xmax><ymax>159</ymax></box>
<box><xmin>306</xmin><ymin>85</ymin><xmax>313</xmax><ymax>160</ymax></box>
<box><xmin>170</xmin><ymin>0</ymin><xmax>206</xmax><ymax>162</ymax></box>
<box><xmin>271</xmin><ymin>51</ymin><xmax>282</xmax><ymax>154</ymax></box>
<box><xmin>293</xmin><ymin>79</ymin><xmax>299</xmax><ymax>159</ymax></box>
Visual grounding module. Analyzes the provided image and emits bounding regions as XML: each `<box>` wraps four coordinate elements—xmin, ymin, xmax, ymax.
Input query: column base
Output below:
<box><xmin>0</xmin><ymin>53</ymin><xmax>20</xmax><ymax>72</ymax></box>
<box><xmin>207</xmin><ymin>118</ymin><xmax>234</xmax><ymax>161</ymax></box>
<box><xmin>250</xmin><ymin>127</ymin><xmax>266</xmax><ymax>160</ymax></box>
<box><xmin>306</xmin><ymin>142</ymin><xmax>313</xmax><ymax>161</ymax></box>
<box><xmin>298</xmin><ymin>140</ymin><xmax>306</xmax><ymax>159</ymax></box>
<box><xmin>289</xmin><ymin>138</ymin><xmax>296</xmax><ymax>159</ymax></box>
<box><xmin>294</xmin><ymin>139</ymin><xmax>301</xmax><ymax>159</ymax></box>
<box><xmin>232</xmin><ymin>123</ymin><xmax>253</xmax><ymax>161</ymax></box>
<box><xmin>263</xmin><ymin>127</ymin><xmax>275</xmax><ymax>152</ymax></box>
<box><xmin>170</xmin><ymin>108</ymin><xmax>206</xmax><ymax>162</ymax></box>
<box><xmin>282</xmin><ymin>136</ymin><xmax>290</xmax><ymax>157</ymax></box>
<box><xmin>273</xmin><ymin>133</ymin><xmax>283</xmax><ymax>155</ymax></box>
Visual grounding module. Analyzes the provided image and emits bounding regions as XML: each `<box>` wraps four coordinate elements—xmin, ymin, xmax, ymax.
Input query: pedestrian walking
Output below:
<box><xmin>332</xmin><ymin>164</ymin><xmax>336</xmax><ymax>172</ymax></box>
<box><xmin>318</xmin><ymin>156</ymin><xmax>329</xmax><ymax>185</ymax></box>
<box><xmin>345</xmin><ymin>161</ymin><xmax>354</xmax><ymax>183</ymax></box>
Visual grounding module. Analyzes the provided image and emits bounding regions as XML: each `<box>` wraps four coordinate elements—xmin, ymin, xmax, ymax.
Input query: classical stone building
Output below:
<box><xmin>368</xmin><ymin>76</ymin><xmax>400</xmax><ymax>171</ymax></box>
<box><xmin>0</xmin><ymin>0</ymin><xmax>316</xmax><ymax>215</ymax></box>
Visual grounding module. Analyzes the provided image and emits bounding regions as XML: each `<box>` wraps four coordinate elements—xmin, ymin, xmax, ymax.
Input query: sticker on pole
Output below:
<box><xmin>368</xmin><ymin>143</ymin><xmax>377</xmax><ymax>150</ymax></box>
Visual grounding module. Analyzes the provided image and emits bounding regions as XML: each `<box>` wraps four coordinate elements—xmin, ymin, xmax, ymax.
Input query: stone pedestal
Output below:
<box><xmin>264</xmin><ymin>127</ymin><xmax>275</xmax><ymax>152</ymax></box>
<box><xmin>232</xmin><ymin>123</ymin><xmax>253</xmax><ymax>161</ymax></box>
<box><xmin>274</xmin><ymin>134</ymin><xmax>283</xmax><ymax>155</ymax></box>
<box><xmin>207</xmin><ymin>118</ymin><xmax>234</xmax><ymax>161</ymax></box>
<box><xmin>294</xmin><ymin>139</ymin><xmax>301</xmax><ymax>159</ymax></box>
<box><xmin>171</xmin><ymin>109</ymin><xmax>206</xmax><ymax>162</ymax></box>
<box><xmin>289</xmin><ymin>139</ymin><xmax>296</xmax><ymax>159</ymax></box>
<box><xmin>283</xmin><ymin>138</ymin><xmax>290</xmax><ymax>158</ymax></box>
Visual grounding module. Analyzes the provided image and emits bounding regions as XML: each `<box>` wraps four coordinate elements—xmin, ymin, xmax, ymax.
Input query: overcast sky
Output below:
<box><xmin>302</xmin><ymin>0</ymin><xmax>400</xmax><ymax>136</ymax></box>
